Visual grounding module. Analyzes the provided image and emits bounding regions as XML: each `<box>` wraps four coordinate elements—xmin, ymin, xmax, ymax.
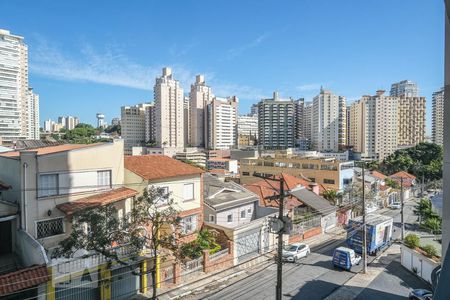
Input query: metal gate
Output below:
<box><xmin>111</xmin><ymin>264</ymin><xmax>140</xmax><ymax>300</ymax></box>
<box><xmin>55</xmin><ymin>270</ymin><xmax>99</xmax><ymax>300</ymax></box>
<box><xmin>235</xmin><ymin>227</ymin><xmax>260</xmax><ymax>263</ymax></box>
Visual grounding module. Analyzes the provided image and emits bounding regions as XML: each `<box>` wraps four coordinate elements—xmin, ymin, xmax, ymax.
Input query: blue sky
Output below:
<box><xmin>0</xmin><ymin>0</ymin><xmax>444</xmax><ymax>134</ymax></box>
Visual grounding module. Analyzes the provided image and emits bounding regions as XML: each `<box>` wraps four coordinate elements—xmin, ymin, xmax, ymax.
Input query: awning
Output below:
<box><xmin>290</xmin><ymin>188</ymin><xmax>337</xmax><ymax>215</ymax></box>
<box><xmin>57</xmin><ymin>187</ymin><xmax>138</xmax><ymax>216</ymax></box>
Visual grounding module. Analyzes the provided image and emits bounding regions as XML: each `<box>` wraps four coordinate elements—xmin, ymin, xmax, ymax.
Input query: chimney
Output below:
<box><xmin>309</xmin><ymin>182</ymin><xmax>320</xmax><ymax>195</ymax></box>
<box><xmin>376</xmin><ymin>90</ymin><xmax>385</xmax><ymax>96</ymax></box>
<box><xmin>162</xmin><ymin>67</ymin><xmax>172</xmax><ymax>77</ymax></box>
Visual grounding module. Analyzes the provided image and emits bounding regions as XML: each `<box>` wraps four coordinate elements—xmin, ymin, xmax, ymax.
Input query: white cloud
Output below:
<box><xmin>226</xmin><ymin>32</ymin><xmax>270</xmax><ymax>59</ymax></box>
<box><xmin>29</xmin><ymin>38</ymin><xmax>266</xmax><ymax>102</ymax></box>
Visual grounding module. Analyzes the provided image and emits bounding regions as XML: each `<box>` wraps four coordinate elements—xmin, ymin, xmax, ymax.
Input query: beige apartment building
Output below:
<box><xmin>189</xmin><ymin>75</ymin><xmax>214</xmax><ymax>147</ymax></box>
<box><xmin>349</xmin><ymin>90</ymin><xmax>398</xmax><ymax>161</ymax></box>
<box><xmin>312</xmin><ymin>88</ymin><xmax>346</xmax><ymax>152</ymax></box>
<box><xmin>121</xmin><ymin>103</ymin><xmax>152</xmax><ymax>155</ymax></box>
<box><xmin>206</xmin><ymin>96</ymin><xmax>238</xmax><ymax>149</ymax></box>
<box><xmin>239</xmin><ymin>156</ymin><xmax>354</xmax><ymax>191</ymax></box>
<box><xmin>154</xmin><ymin>67</ymin><xmax>185</xmax><ymax>148</ymax></box>
<box><xmin>397</xmin><ymin>96</ymin><xmax>426</xmax><ymax>147</ymax></box>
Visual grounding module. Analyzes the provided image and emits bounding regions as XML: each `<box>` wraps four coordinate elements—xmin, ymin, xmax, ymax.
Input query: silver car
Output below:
<box><xmin>282</xmin><ymin>243</ymin><xmax>310</xmax><ymax>263</ymax></box>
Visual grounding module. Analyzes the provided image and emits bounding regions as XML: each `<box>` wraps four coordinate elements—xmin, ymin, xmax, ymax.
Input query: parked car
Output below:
<box><xmin>332</xmin><ymin>247</ymin><xmax>361</xmax><ymax>270</ymax></box>
<box><xmin>409</xmin><ymin>289</ymin><xmax>432</xmax><ymax>300</ymax></box>
<box><xmin>390</xmin><ymin>202</ymin><xmax>401</xmax><ymax>209</ymax></box>
<box><xmin>282</xmin><ymin>243</ymin><xmax>310</xmax><ymax>263</ymax></box>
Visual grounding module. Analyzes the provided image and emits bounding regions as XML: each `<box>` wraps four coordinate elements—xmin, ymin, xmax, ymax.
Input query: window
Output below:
<box><xmin>227</xmin><ymin>214</ymin><xmax>233</xmax><ymax>223</ymax></box>
<box><xmin>209</xmin><ymin>215</ymin><xmax>215</xmax><ymax>222</ymax></box>
<box><xmin>242</xmin><ymin>172</ymin><xmax>250</xmax><ymax>176</ymax></box>
<box><xmin>248</xmin><ymin>208</ymin><xmax>252</xmax><ymax>214</ymax></box>
<box><xmin>343</xmin><ymin>178</ymin><xmax>352</xmax><ymax>185</ymax></box>
<box><xmin>183</xmin><ymin>183</ymin><xmax>194</xmax><ymax>200</ymax></box>
<box><xmin>97</xmin><ymin>170</ymin><xmax>111</xmax><ymax>188</ymax></box>
<box><xmin>38</xmin><ymin>174</ymin><xmax>58</xmax><ymax>197</ymax></box>
<box><xmin>36</xmin><ymin>218</ymin><xmax>64</xmax><ymax>238</ymax></box>
<box><xmin>181</xmin><ymin>215</ymin><xmax>197</xmax><ymax>235</ymax></box>
<box><xmin>324</xmin><ymin>179</ymin><xmax>335</xmax><ymax>184</ymax></box>
<box><xmin>240</xmin><ymin>210</ymin><xmax>246</xmax><ymax>219</ymax></box>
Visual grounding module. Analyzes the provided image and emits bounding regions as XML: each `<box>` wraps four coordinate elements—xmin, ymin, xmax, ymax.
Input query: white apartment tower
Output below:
<box><xmin>206</xmin><ymin>96</ymin><xmax>238</xmax><ymax>149</ymax></box>
<box><xmin>121</xmin><ymin>103</ymin><xmax>152</xmax><ymax>154</ymax></box>
<box><xmin>27</xmin><ymin>88</ymin><xmax>39</xmax><ymax>139</ymax></box>
<box><xmin>154</xmin><ymin>67</ymin><xmax>184</xmax><ymax>148</ymax></box>
<box><xmin>302</xmin><ymin>102</ymin><xmax>313</xmax><ymax>142</ymax></box>
<box><xmin>312</xmin><ymin>88</ymin><xmax>346</xmax><ymax>152</ymax></box>
<box><xmin>432</xmin><ymin>88</ymin><xmax>445</xmax><ymax>146</ymax></box>
<box><xmin>0</xmin><ymin>29</ymin><xmax>39</xmax><ymax>142</ymax></box>
<box><xmin>189</xmin><ymin>75</ymin><xmax>214</xmax><ymax>147</ymax></box>
<box><xmin>351</xmin><ymin>90</ymin><xmax>398</xmax><ymax>161</ymax></box>
<box><xmin>390</xmin><ymin>80</ymin><xmax>419</xmax><ymax>97</ymax></box>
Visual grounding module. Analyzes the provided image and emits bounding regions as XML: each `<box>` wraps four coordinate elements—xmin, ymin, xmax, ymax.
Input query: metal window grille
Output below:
<box><xmin>37</xmin><ymin>218</ymin><xmax>64</xmax><ymax>238</ymax></box>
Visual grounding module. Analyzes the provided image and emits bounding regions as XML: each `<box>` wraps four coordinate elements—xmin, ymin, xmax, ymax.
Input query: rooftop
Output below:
<box><xmin>390</xmin><ymin>171</ymin><xmax>416</xmax><ymax>180</ymax></box>
<box><xmin>0</xmin><ymin>143</ymin><xmax>104</xmax><ymax>158</ymax></box>
<box><xmin>125</xmin><ymin>155</ymin><xmax>204</xmax><ymax>180</ymax></box>
<box><xmin>57</xmin><ymin>187</ymin><xmax>138</xmax><ymax>216</ymax></box>
<box><xmin>290</xmin><ymin>188</ymin><xmax>336</xmax><ymax>215</ymax></box>
<box><xmin>204</xmin><ymin>174</ymin><xmax>258</xmax><ymax>211</ymax></box>
<box><xmin>0</xmin><ymin>265</ymin><xmax>49</xmax><ymax>296</ymax></box>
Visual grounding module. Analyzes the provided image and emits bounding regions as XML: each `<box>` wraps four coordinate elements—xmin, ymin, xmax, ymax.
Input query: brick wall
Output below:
<box><xmin>288</xmin><ymin>226</ymin><xmax>322</xmax><ymax>243</ymax></box>
<box><xmin>203</xmin><ymin>241</ymin><xmax>234</xmax><ymax>273</ymax></box>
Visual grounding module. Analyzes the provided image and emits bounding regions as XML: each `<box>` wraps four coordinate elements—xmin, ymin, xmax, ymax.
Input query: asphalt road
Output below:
<box><xmin>194</xmin><ymin>200</ymin><xmax>422</xmax><ymax>300</ymax></box>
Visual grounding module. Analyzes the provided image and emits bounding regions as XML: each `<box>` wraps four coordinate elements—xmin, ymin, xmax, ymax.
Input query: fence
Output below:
<box><xmin>181</xmin><ymin>256</ymin><xmax>203</xmax><ymax>275</ymax></box>
<box><xmin>160</xmin><ymin>264</ymin><xmax>174</xmax><ymax>284</ymax></box>
<box><xmin>290</xmin><ymin>215</ymin><xmax>322</xmax><ymax>237</ymax></box>
<box><xmin>209</xmin><ymin>248</ymin><xmax>229</xmax><ymax>261</ymax></box>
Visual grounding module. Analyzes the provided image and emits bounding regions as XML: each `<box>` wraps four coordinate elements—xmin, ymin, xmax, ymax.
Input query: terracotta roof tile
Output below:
<box><xmin>57</xmin><ymin>187</ymin><xmax>138</xmax><ymax>216</ymax></box>
<box><xmin>371</xmin><ymin>171</ymin><xmax>387</xmax><ymax>180</ymax></box>
<box><xmin>125</xmin><ymin>155</ymin><xmax>204</xmax><ymax>180</ymax></box>
<box><xmin>0</xmin><ymin>143</ymin><xmax>103</xmax><ymax>158</ymax></box>
<box><xmin>390</xmin><ymin>171</ymin><xmax>416</xmax><ymax>180</ymax></box>
<box><xmin>0</xmin><ymin>265</ymin><xmax>49</xmax><ymax>296</ymax></box>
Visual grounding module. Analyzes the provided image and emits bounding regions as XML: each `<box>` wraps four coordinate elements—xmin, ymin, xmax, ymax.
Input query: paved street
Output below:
<box><xmin>190</xmin><ymin>200</ymin><xmax>428</xmax><ymax>300</ymax></box>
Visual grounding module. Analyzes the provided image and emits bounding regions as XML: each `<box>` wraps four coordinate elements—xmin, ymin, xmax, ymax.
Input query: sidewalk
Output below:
<box><xmin>135</xmin><ymin>226</ymin><xmax>346</xmax><ymax>300</ymax></box>
<box><xmin>324</xmin><ymin>243</ymin><xmax>402</xmax><ymax>300</ymax></box>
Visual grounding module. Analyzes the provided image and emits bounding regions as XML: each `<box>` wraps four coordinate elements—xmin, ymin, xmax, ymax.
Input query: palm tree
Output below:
<box><xmin>414</xmin><ymin>198</ymin><xmax>433</xmax><ymax>225</ymax></box>
<box><xmin>323</xmin><ymin>190</ymin><xmax>342</xmax><ymax>206</ymax></box>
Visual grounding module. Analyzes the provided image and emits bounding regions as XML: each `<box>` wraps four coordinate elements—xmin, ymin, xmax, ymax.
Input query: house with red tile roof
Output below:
<box><xmin>0</xmin><ymin>139</ymin><xmax>145</xmax><ymax>298</ymax></box>
<box><xmin>389</xmin><ymin>171</ymin><xmax>417</xmax><ymax>200</ymax></box>
<box><xmin>244</xmin><ymin>173</ymin><xmax>337</xmax><ymax>243</ymax></box>
<box><xmin>125</xmin><ymin>155</ymin><xmax>205</xmax><ymax>242</ymax></box>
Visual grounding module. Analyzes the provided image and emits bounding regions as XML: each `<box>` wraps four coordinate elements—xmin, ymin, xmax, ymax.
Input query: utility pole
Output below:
<box><xmin>253</xmin><ymin>173</ymin><xmax>286</xmax><ymax>300</ymax></box>
<box><xmin>362</xmin><ymin>163</ymin><xmax>367</xmax><ymax>274</ymax></box>
<box><xmin>401</xmin><ymin>176</ymin><xmax>405</xmax><ymax>240</ymax></box>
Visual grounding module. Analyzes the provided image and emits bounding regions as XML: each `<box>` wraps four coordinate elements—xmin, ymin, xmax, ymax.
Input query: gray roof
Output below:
<box><xmin>204</xmin><ymin>173</ymin><xmax>258</xmax><ymax>211</ymax></box>
<box><xmin>290</xmin><ymin>188</ymin><xmax>336</xmax><ymax>215</ymax></box>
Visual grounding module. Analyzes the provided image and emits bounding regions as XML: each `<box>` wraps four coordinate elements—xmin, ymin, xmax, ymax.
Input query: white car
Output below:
<box><xmin>390</xmin><ymin>202</ymin><xmax>401</xmax><ymax>209</ymax></box>
<box><xmin>282</xmin><ymin>243</ymin><xmax>310</xmax><ymax>263</ymax></box>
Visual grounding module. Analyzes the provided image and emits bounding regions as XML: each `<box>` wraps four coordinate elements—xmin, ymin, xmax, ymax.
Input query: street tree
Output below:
<box><xmin>54</xmin><ymin>186</ymin><xmax>182</xmax><ymax>300</ymax></box>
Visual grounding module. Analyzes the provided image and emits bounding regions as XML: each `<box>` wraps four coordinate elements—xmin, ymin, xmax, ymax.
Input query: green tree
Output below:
<box><xmin>423</xmin><ymin>217</ymin><xmax>442</xmax><ymax>235</ymax></box>
<box><xmin>414</xmin><ymin>198</ymin><xmax>433</xmax><ymax>225</ymax></box>
<box><xmin>180</xmin><ymin>229</ymin><xmax>221</xmax><ymax>259</ymax></box>
<box><xmin>54</xmin><ymin>187</ymin><xmax>182</xmax><ymax>300</ymax></box>
<box><xmin>385</xmin><ymin>178</ymin><xmax>400</xmax><ymax>189</ymax></box>
<box><xmin>322</xmin><ymin>190</ymin><xmax>342</xmax><ymax>205</ymax></box>
<box><xmin>404</xmin><ymin>234</ymin><xmax>420</xmax><ymax>249</ymax></box>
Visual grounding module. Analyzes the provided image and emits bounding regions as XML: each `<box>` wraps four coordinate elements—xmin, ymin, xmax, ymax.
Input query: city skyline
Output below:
<box><xmin>0</xmin><ymin>0</ymin><xmax>444</xmax><ymax>133</ymax></box>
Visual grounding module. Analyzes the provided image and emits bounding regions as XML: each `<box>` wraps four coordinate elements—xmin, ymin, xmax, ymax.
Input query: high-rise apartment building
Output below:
<box><xmin>432</xmin><ymin>87</ymin><xmax>445</xmax><ymax>146</ymax></box>
<box><xmin>0</xmin><ymin>29</ymin><xmax>39</xmax><ymax>142</ymax></box>
<box><xmin>250</xmin><ymin>103</ymin><xmax>259</xmax><ymax>116</ymax></box>
<box><xmin>302</xmin><ymin>102</ymin><xmax>313</xmax><ymax>143</ymax></box>
<box><xmin>154</xmin><ymin>67</ymin><xmax>184</xmax><ymax>148</ymax></box>
<box><xmin>346</xmin><ymin>106</ymin><xmax>351</xmax><ymax>147</ymax></box>
<box><xmin>294</xmin><ymin>98</ymin><xmax>305</xmax><ymax>140</ymax></box>
<box><xmin>397</xmin><ymin>96</ymin><xmax>426</xmax><ymax>147</ymax></box>
<box><xmin>237</xmin><ymin>114</ymin><xmax>258</xmax><ymax>146</ymax></box>
<box><xmin>27</xmin><ymin>88</ymin><xmax>40</xmax><ymax>139</ymax></box>
<box><xmin>184</xmin><ymin>96</ymin><xmax>190</xmax><ymax>146</ymax></box>
<box><xmin>65</xmin><ymin>116</ymin><xmax>79</xmax><ymax>130</ymax></box>
<box><xmin>312</xmin><ymin>88</ymin><xmax>346</xmax><ymax>152</ymax></box>
<box><xmin>206</xmin><ymin>96</ymin><xmax>238</xmax><ymax>149</ymax></box>
<box><xmin>111</xmin><ymin>118</ymin><xmax>120</xmax><ymax>126</ymax></box>
<box><xmin>145</xmin><ymin>104</ymin><xmax>155</xmax><ymax>144</ymax></box>
<box><xmin>189</xmin><ymin>75</ymin><xmax>214</xmax><ymax>147</ymax></box>
<box><xmin>390</xmin><ymin>80</ymin><xmax>419</xmax><ymax>97</ymax></box>
<box><xmin>351</xmin><ymin>90</ymin><xmax>398</xmax><ymax>161</ymax></box>
<box><xmin>121</xmin><ymin>103</ymin><xmax>152</xmax><ymax>154</ymax></box>
<box><xmin>258</xmin><ymin>92</ymin><xmax>295</xmax><ymax>149</ymax></box>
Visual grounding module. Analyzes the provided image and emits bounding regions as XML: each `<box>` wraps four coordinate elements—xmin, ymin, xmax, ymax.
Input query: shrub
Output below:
<box><xmin>404</xmin><ymin>234</ymin><xmax>420</xmax><ymax>249</ymax></box>
<box><xmin>421</xmin><ymin>244</ymin><xmax>438</xmax><ymax>258</ymax></box>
